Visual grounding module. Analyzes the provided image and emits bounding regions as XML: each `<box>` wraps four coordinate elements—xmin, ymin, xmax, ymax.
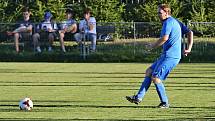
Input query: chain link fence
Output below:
<box><xmin>186</xmin><ymin>22</ymin><xmax>215</xmax><ymax>62</ymax></box>
<box><xmin>0</xmin><ymin>22</ymin><xmax>214</xmax><ymax>62</ymax></box>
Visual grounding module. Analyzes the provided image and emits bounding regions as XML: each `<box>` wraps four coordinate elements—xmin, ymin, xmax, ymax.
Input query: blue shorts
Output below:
<box><xmin>150</xmin><ymin>55</ymin><xmax>180</xmax><ymax>81</ymax></box>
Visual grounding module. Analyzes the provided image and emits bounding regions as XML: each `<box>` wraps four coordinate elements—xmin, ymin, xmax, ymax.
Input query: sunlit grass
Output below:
<box><xmin>0</xmin><ymin>63</ymin><xmax>214</xmax><ymax>120</ymax></box>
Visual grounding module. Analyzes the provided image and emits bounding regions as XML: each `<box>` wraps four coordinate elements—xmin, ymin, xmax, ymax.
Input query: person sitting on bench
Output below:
<box><xmin>7</xmin><ymin>7</ymin><xmax>33</xmax><ymax>53</ymax></box>
<box><xmin>58</xmin><ymin>8</ymin><xmax>77</xmax><ymax>53</ymax></box>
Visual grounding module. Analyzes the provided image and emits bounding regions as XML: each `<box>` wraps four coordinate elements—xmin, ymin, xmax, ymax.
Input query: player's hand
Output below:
<box><xmin>184</xmin><ymin>49</ymin><xmax>191</xmax><ymax>56</ymax></box>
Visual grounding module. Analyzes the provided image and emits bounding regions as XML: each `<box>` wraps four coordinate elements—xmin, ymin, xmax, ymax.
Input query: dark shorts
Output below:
<box><xmin>19</xmin><ymin>32</ymin><xmax>32</xmax><ymax>41</ymax></box>
<box><xmin>39</xmin><ymin>32</ymin><xmax>58</xmax><ymax>40</ymax></box>
<box><xmin>64</xmin><ymin>32</ymin><xmax>76</xmax><ymax>41</ymax></box>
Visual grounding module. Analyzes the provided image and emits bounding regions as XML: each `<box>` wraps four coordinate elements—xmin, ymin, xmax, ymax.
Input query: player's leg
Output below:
<box><xmin>126</xmin><ymin>67</ymin><xmax>152</xmax><ymax>104</ymax></box>
<box><xmin>152</xmin><ymin>57</ymin><xmax>180</xmax><ymax>108</ymax></box>
<box><xmin>126</xmin><ymin>59</ymin><xmax>160</xmax><ymax>104</ymax></box>
<box><xmin>152</xmin><ymin>77</ymin><xmax>169</xmax><ymax>108</ymax></box>
<box><xmin>136</xmin><ymin>67</ymin><xmax>153</xmax><ymax>100</ymax></box>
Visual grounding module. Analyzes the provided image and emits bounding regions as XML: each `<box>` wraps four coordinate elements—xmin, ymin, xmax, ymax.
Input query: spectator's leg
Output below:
<box><xmin>74</xmin><ymin>33</ymin><xmax>82</xmax><ymax>44</ymax></box>
<box><xmin>14</xmin><ymin>33</ymin><xmax>20</xmax><ymax>53</ymax></box>
<box><xmin>59</xmin><ymin>32</ymin><xmax>66</xmax><ymax>52</ymax></box>
<box><xmin>48</xmin><ymin>33</ymin><xmax>54</xmax><ymax>51</ymax></box>
<box><xmin>90</xmin><ymin>33</ymin><xmax>97</xmax><ymax>51</ymax></box>
<box><xmin>74</xmin><ymin>33</ymin><xmax>84</xmax><ymax>51</ymax></box>
<box><xmin>33</xmin><ymin>33</ymin><xmax>41</xmax><ymax>52</ymax></box>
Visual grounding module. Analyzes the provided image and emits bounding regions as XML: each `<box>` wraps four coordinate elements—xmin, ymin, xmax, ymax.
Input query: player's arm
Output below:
<box><xmin>184</xmin><ymin>30</ymin><xmax>193</xmax><ymax>56</ymax></box>
<box><xmin>150</xmin><ymin>35</ymin><xmax>169</xmax><ymax>49</ymax></box>
<box><xmin>147</xmin><ymin>20</ymin><xmax>170</xmax><ymax>49</ymax></box>
<box><xmin>179</xmin><ymin>20</ymin><xmax>194</xmax><ymax>56</ymax></box>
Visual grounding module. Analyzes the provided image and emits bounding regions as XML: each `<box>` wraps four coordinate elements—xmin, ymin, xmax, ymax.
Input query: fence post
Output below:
<box><xmin>133</xmin><ymin>22</ymin><xmax>136</xmax><ymax>55</ymax></box>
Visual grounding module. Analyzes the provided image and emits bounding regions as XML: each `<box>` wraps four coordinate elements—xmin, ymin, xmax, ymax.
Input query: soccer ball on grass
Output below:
<box><xmin>19</xmin><ymin>97</ymin><xmax>33</xmax><ymax>111</ymax></box>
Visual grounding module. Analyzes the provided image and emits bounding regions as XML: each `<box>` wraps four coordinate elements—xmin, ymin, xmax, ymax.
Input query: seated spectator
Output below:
<box><xmin>74</xmin><ymin>8</ymin><xmax>97</xmax><ymax>52</ymax></box>
<box><xmin>33</xmin><ymin>11</ymin><xmax>58</xmax><ymax>53</ymax></box>
<box><xmin>58</xmin><ymin>8</ymin><xmax>77</xmax><ymax>53</ymax></box>
<box><xmin>7</xmin><ymin>7</ymin><xmax>33</xmax><ymax>53</ymax></box>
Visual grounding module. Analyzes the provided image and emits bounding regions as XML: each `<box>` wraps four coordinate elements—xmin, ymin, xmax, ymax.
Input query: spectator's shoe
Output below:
<box><xmin>158</xmin><ymin>102</ymin><xmax>170</xmax><ymax>108</ymax></box>
<box><xmin>48</xmin><ymin>47</ymin><xmax>53</xmax><ymax>52</ymax></box>
<box><xmin>125</xmin><ymin>95</ymin><xmax>141</xmax><ymax>105</ymax></box>
<box><xmin>90</xmin><ymin>49</ymin><xmax>96</xmax><ymax>53</ymax></box>
<box><xmin>36</xmin><ymin>47</ymin><xmax>41</xmax><ymax>53</ymax></box>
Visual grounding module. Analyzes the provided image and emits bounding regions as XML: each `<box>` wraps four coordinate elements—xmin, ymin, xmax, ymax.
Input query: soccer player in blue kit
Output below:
<box><xmin>126</xmin><ymin>4</ymin><xmax>193</xmax><ymax>108</ymax></box>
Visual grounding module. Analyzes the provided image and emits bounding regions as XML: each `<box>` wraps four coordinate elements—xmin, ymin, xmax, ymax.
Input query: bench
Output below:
<box><xmin>0</xmin><ymin>32</ymin><xmax>27</xmax><ymax>47</ymax></box>
<box><xmin>96</xmin><ymin>25</ymin><xmax>116</xmax><ymax>42</ymax></box>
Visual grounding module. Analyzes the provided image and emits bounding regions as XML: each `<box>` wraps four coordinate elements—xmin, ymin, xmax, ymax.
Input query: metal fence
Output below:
<box><xmin>0</xmin><ymin>22</ymin><xmax>214</xmax><ymax>62</ymax></box>
<box><xmin>187</xmin><ymin>22</ymin><xmax>215</xmax><ymax>62</ymax></box>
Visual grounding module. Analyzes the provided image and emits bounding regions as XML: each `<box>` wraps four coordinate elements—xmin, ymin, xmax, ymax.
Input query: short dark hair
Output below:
<box><xmin>22</xmin><ymin>7</ymin><xmax>30</xmax><ymax>13</ymax></box>
<box><xmin>66</xmin><ymin>8</ymin><xmax>73</xmax><ymax>14</ymax></box>
<box><xmin>84</xmin><ymin>8</ymin><xmax>92</xmax><ymax>15</ymax></box>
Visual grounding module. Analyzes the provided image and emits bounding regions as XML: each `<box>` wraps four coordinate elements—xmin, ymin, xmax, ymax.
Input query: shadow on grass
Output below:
<box><xmin>0</xmin><ymin>84</ymin><xmax>214</xmax><ymax>89</ymax></box>
<box><xmin>0</xmin><ymin>100</ymin><xmax>88</xmax><ymax>103</ymax></box>
<box><xmin>0</xmin><ymin>118</ymin><xmax>215</xmax><ymax>121</ymax></box>
<box><xmin>0</xmin><ymin>118</ymin><xmax>214</xmax><ymax>121</ymax></box>
<box><xmin>108</xmin><ymin>88</ymin><xmax>215</xmax><ymax>91</ymax></box>
<box><xmin>0</xmin><ymin>70</ymin><xmax>215</xmax><ymax>75</ymax></box>
<box><xmin>0</xmin><ymin>104</ymin><xmax>214</xmax><ymax>109</ymax></box>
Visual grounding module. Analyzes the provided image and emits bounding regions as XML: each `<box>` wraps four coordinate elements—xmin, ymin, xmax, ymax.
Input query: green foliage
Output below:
<box><xmin>0</xmin><ymin>0</ymin><xmax>23</xmax><ymax>23</ymax></box>
<box><xmin>205</xmin><ymin>0</ymin><xmax>215</xmax><ymax>21</ymax></box>
<box><xmin>141</xmin><ymin>1</ymin><xmax>160</xmax><ymax>22</ymax></box>
<box><xmin>0</xmin><ymin>0</ymin><xmax>214</xmax><ymax>23</ymax></box>
<box><xmin>72</xmin><ymin>0</ymin><xmax>125</xmax><ymax>22</ymax></box>
<box><xmin>123</xmin><ymin>1</ymin><xmax>159</xmax><ymax>22</ymax></box>
<box><xmin>29</xmin><ymin>0</ymin><xmax>66</xmax><ymax>22</ymax></box>
<box><xmin>190</xmin><ymin>0</ymin><xmax>207</xmax><ymax>22</ymax></box>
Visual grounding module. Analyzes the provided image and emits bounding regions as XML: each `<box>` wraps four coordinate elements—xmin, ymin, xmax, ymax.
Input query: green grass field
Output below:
<box><xmin>0</xmin><ymin>63</ymin><xmax>214</xmax><ymax>121</ymax></box>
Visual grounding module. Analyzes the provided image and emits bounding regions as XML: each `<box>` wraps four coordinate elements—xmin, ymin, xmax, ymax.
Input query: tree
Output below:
<box><xmin>122</xmin><ymin>1</ymin><xmax>159</xmax><ymax>22</ymax></box>
<box><xmin>69</xmin><ymin>0</ymin><xmax>125</xmax><ymax>22</ymax></box>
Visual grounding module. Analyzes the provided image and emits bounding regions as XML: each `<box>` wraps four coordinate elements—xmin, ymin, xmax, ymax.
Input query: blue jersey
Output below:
<box><xmin>177</xmin><ymin>20</ymin><xmax>190</xmax><ymax>36</ymax></box>
<box><xmin>160</xmin><ymin>17</ymin><xmax>183</xmax><ymax>59</ymax></box>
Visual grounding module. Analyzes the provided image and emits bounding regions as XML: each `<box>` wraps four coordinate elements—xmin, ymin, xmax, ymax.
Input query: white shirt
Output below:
<box><xmin>60</xmin><ymin>19</ymin><xmax>76</xmax><ymax>30</ymax></box>
<box><xmin>37</xmin><ymin>20</ymin><xmax>58</xmax><ymax>31</ymax></box>
<box><xmin>79</xmin><ymin>17</ymin><xmax>96</xmax><ymax>34</ymax></box>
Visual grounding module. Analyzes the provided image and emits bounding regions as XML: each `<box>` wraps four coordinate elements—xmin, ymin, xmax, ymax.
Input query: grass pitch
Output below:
<box><xmin>0</xmin><ymin>63</ymin><xmax>214</xmax><ymax>121</ymax></box>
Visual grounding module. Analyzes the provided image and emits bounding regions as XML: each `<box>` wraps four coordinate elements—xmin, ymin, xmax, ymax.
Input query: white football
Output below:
<box><xmin>19</xmin><ymin>97</ymin><xmax>33</xmax><ymax>111</ymax></box>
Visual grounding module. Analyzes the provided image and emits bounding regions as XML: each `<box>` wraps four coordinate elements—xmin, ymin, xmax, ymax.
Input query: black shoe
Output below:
<box><xmin>158</xmin><ymin>102</ymin><xmax>170</xmax><ymax>108</ymax></box>
<box><xmin>125</xmin><ymin>95</ymin><xmax>141</xmax><ymax>105</ymax></box>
